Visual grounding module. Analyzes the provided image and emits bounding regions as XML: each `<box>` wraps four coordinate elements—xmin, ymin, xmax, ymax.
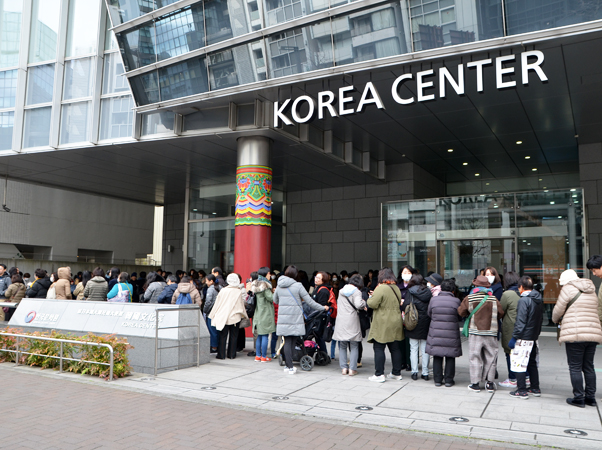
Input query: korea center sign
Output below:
<box><xmin>274</xmin><ymin>50</ymin><xmax>548</xmax><ymax>127</ymax></box>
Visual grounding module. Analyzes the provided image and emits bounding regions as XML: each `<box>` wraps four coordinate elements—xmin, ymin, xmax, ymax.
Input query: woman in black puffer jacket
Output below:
<box><xmin>425</xmin><ymin>279</ymin><xmax>462</xmax><ymax>387</ymax></box>
<box><xmin>404</xmin><ymin>274</ymin><xmax>432</xmax><ymax>380</ymax></box>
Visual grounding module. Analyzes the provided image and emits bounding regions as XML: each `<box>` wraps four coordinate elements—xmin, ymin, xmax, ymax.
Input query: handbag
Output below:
<box><xmin>240</xmin><ymin>317</ymin><xmax>251</xmax><ymax>328</ymax></box>
<box><xmin>344</xmin><ymin>295</ymin><xmax>371</xmax><ymax>332</ymax></box>
<box><xmin>462</xmin><ymin>295</ymin><xmax>489</xmax><ymax>337</ymax></box>
<box><xmin>557</xmin><ymin>292</ymin><xmax>581</xmax><ymax>343</ymax></box>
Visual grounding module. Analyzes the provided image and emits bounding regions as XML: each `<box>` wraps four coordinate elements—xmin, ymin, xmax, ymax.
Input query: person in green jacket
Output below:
<box><xmin>367</xmin><ymin>268</ymin><xmax>404</xmax><ymax>383</ymax></box>
<box><xmin>499</xmin><ymin>272</ymin><xmax>522</xmax><ymax>388</ymax></box>
<box><xmin>248</xmin><ymin>267</ymin><xmax>276</xmax><ymax>362</ymax></box>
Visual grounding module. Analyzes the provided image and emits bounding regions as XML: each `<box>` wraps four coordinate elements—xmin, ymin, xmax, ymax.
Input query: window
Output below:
<box><xmin>23</xmin><ymin>107</ymin><xmax>52</xmax><ymax>148</ymax></box>
<box><xmin>130</xmin><ymin>71</ymin><xmax>160</xmax><ymax>106</ymax></box>
<box><xmin>158</xmin><ymin>58</ymin><xmax>209</xmax><ymax>101</ymax></box>
<box><xmin>102</xmin><ymin>54</ymin><xmax>129</xmax><ymax>95</ymax></box>
<box><xmin>141</xmin><ymin>111</ymin><xmax>174</xmax><ymax>135</ymax></box>
<box><xmin>29</xmin><ymin>0</ymin><xmax>60</xmax><ymax>63</ymax></box>
<box><xmin>66</xmin><ymin>0</ymin><xmax>101</xmax><ymax>57</ymax></box>
<box><xmin>60</xmin><ymin>102</ymin><xmax>90</xmax><ymax>144</ymax></box>
<box><xmin>0</xmin><ymin>1</ymin><xmax>22</xmax><ymax>69</ymax></box>
<box><xmin>0</xmin><ymin>70</ymin><xmax>18</xmax><ymax>108</ymax></box>
<box><xmin>117</xmin><ymin>23</ymin><xmax>157</xmax><ymax>70</ymax></box>
<box><xmin>0</xmin><ymin>111</ymin><xmax>13</xmax><ymax>150</ymax></box>
<box><xmin>26</xmin><ymin>64</ymin><xmax>55</xmax><ymax>105</ymax></box>
<box><xmin>100</xmin><ymin>96</ymin><xmax>134</xmax><ymax>140</ymax></box>
<box><xmin>155</xmin><ymin>5</ymin><xmax>205</xmax><ymax>61</ymax></box>
<box><xmin>63</xmin><ymin>58</ymin><xmax>94</xmax><ymax>100</ymax></box>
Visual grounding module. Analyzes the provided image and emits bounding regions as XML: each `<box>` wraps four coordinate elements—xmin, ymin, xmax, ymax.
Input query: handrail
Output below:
<box><xmin>154</xmin><ymin>305</ymin><xmax>202</xmax><ymax>376</ymax></box>
<box><xmin>0</xmin><ymin>302</ymin><xmax>19</xmax><ymax>308</ymax></box>
<box><xmin>0</xmin><ymin>332</ymin><xmax>114</xmax><ymax>381</ymax></box>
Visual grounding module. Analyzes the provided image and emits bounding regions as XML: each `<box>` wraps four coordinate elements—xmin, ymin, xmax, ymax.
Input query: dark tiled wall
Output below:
<box><xmin>162</xmin><ymin>202</ymin><xmax>185</xmax><ymax>273</ymax></box>
<box><xmin>285</xmin><ymin>163</ymin><xmax>445</xmax><ymax>274</ymax></box>
<box><xmin>580</xmin><ymin>143</ymin><xmax>602</xmax><ymax>263</ymax></box>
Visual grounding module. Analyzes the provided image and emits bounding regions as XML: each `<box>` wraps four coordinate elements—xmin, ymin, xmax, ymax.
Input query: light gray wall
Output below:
<box><xmin>162</xmin><ymin>203</ymin><xmax>185</xmax><ymax>273</ymax></box>
<box><xmin>285</xmin><ymin>163</ymin><xmax>445</xmax><ymax>274</ymax></box>
<box><xmin>0</xmin><ymin>179</ymin><xmax>154</xmax><ymax>263</ymax></box>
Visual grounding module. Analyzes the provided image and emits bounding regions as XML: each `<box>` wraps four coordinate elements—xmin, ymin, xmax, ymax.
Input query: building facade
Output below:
<box><xmin>2</xmin><ymin>0</ymin><xmax>602</xmax><ymax>301</ymax></box>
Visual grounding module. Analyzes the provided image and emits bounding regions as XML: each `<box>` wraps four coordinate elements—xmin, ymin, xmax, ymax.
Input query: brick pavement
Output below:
<box><xmin>2</xmin><ymin>366</ymin><xmax>528</xmax><ymax>450</ymax></box>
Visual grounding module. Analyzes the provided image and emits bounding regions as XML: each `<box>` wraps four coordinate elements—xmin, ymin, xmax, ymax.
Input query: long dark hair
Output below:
<box><xmin>407</xmin><ymin>274</ymin><xmax>425</xmax><ymax>289</ymax></box>
<box><xmin>143</xmin><ymin>271</ymin><xmax>165</xmax><ymax>290</ymax></box>
<box><xmin>81</xmin><ymin>270</ymin><xmax>92</xmax><ymax>288</ymax></box>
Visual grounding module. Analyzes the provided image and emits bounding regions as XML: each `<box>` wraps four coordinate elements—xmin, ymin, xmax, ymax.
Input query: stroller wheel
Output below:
<box><xmin>278</xmin><ymin>355</ymin><xmax>285</xmax><ymax>366</ymax></box>
<box><xmin>314</xmin><ymin>351</ymin><xmax>330</xmax><ymax>366</ymax></box>
<box><xmin>300</xmin><ymin>355</ymin><xmax>314</xmax><ymax>371</ymax></box>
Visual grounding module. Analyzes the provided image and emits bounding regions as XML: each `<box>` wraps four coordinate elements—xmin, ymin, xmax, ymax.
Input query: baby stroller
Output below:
<box><xmin>277</xmin><ymin>309</ymin><xmax>331</xmax><ymax>371</ymax></box>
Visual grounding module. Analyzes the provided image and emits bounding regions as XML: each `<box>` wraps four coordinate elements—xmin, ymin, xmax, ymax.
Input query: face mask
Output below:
<box><xmin>402</xmin><ymin>273</ymin><xmax>412</xmax><ymax>282</ymax></box>
<box><xmin>50</xmin><ymin>276</ymin><xmax>54</xmax><ymax>282</ymax></box>
<box><xmin>427</xmin><ymin>282</ymin><xmax>432</xmax><ymax>288</ymax></box>
<box><xmin>486</xmin><ymin>275</ymin><xmax>495</xmax><ymax>284</ymax></box>
<box><xmin>332</xmin><ymin>277</ymin><xmax>338</xmax><ymax>282</ymax></box>
<box><xmin>271</xmin><ymin>275</ymin><xmax>276</xmax><ymax>280</ymax></box>
<box><xmin>344</xmin><ymin>277</ymin><xmax>348</xmax><ymax>281</ymax></box>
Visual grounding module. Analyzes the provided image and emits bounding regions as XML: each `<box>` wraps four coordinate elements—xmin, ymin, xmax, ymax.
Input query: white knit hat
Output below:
<box><xmin>559</xmin><ymin>269</ymin><xmax>579</xmax><ymax>286</ymax></box>
<box><xmin>226</xmin><ymin>273</ymin><xmax>240</xmax><ymax>286</ymax></box>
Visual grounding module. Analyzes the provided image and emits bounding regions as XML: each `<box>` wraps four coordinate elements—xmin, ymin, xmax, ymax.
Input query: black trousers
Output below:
<box><xmin>566</xmin><ymin>341</ymin><xmax>597</xmax><ymax>401</ymax></box>
<box><xmin>432</xmin><ymin>356</ymin><xmax>456</xmax><ymax>384</ymax></box>
<box><xmin>373</xmin><ymin>340</ymin><xmax>402</xmax><ymax>376</ymax></box>
<box><xmin>217</xmin><ymin>323</ymin><xmax>239</xmax><ymax>359</ymax></box>
<box><xmin>358</xmin><ymin>341</ymin><xmax>363</xmax><ymax>363</ymax></box>
<box><xmin>237</xmin><ymin>325</ymin><xmax>246</xmax><ymax>352</ymax></box>
<box><xmin>399</xmin><ymin>338</ymin><xmax>411</xmax><ymax>366</ymax></box>
<box><xmin>283</xmin><ymin>335</ymin><xmax>296</xmax><ymax>369</ymax></box>
<box><xmin>516</xmin><ymin>342</ymin><xmax>540</xmax><ymax>393</ymax></box>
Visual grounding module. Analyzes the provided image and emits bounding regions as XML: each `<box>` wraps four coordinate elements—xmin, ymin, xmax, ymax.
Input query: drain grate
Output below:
<box><xmin>564</xmin><ymin>429</ymin><xmax>588</xmax><ymax>436</ymax></box>
<box><xmin>449</xmin><ymin>417</ymin><xmax>469</xmax><ymax>423</ymax></box>
<box><xmin>200</xmin><ymin>386</ymin><xmax>216</xmax><ymax>391</ymax></box>
<box><xmin>272</xmin><ymin>396</ymin><xmax>289</xmax><ymax>400</ymax></box>
<box><xmin>355</xmin><ymin>406</ymin><xmax>373</xmax><ymax>411</ymax></box>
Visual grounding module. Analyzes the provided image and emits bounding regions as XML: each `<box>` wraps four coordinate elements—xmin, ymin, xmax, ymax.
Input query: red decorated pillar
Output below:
<box><xmin>234</xmin><ymin>136</ymin><xmax>272</xmax><ymax>283</ymax></box>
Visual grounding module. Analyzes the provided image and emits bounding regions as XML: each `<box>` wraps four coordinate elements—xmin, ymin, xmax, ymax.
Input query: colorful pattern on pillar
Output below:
<box><xmin>235</xmin><ymin>165</ymin><xmax>272</xmax><ymax>227</ymax></box>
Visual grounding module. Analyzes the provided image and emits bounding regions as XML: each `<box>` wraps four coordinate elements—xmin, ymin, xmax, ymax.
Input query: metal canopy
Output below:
<box><xmin>1</xmin><ymin>29</ymin><xmax>600</xmax><ymax>205</ymax></box>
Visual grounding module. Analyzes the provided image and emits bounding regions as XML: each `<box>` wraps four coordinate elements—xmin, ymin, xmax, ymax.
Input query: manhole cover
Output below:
<box><xmin>564</xmin><ymin>429</ymin><xmax>588</xmax><ymax>436</ymax></box>
<box><xmin>449</xmin><ymin>417</ymin><xmax>469</xmax><ymax>423</ymax></box>
<box><xmin>272</xmin><ymin>396</ymin><xmax>289</xmax><ymax>400</ymax></box>
<box><xmin>355</xmin><ymin>406</ymin><xmax>373</xmax><ymax>411</ymax></box>
<box><xmin>200</xmin><ymin>386</ymin><xmax>216</xmax><ymax>391</ymax></box>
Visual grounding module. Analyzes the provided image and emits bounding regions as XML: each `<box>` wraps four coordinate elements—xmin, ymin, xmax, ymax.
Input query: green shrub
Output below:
<box><xmin>0</xmin><ymin>328</ymin><xmax>133</xmax><ymax>380</ymax></box>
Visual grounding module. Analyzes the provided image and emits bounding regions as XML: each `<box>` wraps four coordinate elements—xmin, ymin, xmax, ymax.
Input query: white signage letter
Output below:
<box><xmin>439</xmin><ymin>65</ymin><xmax>465</xmax><ymax>98</ymax></box>
<box><xmin>318</xmin><ymin>91</ymin><xmax>338</xmax><ymax>119</ymax></box>
<box><xmin>357</xmin><ymin>82</ymin><xmax>385</xmax><ymax>113</ymax></box>
<box><xmin>291</xmin><ymin>95</ymin><xmax>316</xmax><ymax>124</ymax></box>
<box><xmin>391</xmin><ymin>74</ymin><xmax>414</xmax><ymax>104</ymax></box>
<box><xmin>521</xmin><ymin>50</ymin><xmax>548</xmax><ymax>85</ymax></box>
<box><xmin>417</xmin><ymin>70</ymin><xmax>435</xmax><ymax>102</ymax></box>
<box><xmin>467</xmin><ymin>59</ymin><xmax>492</xmax><ymax>92</ymax></box>
<box><xmin>496</xmin><ymin>54</ymin><xmax>516</xmax><ymax>89</ymax></box>
<box><xmin>274</xmin><ymin>99</ymin><xmax>293</xmax><ymax>127</ymax></box>
<box><xmin>339</xmin><ymin>86</ymin><xmax>355</xmax><ymax>115</ymax></box>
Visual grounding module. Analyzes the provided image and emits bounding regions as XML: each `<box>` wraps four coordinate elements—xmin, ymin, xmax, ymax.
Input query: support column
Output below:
<box><xmin>234</xmin><ymin>136</ymin><xmax>272</xmax><ymax>280</ymax></box>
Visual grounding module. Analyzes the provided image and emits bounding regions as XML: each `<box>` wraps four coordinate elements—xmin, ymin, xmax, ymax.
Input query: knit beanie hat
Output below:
<box><xmin>226</xmin><ymin>273</ymin><xmax>240</xmax><ymax>286</ymax></box>
<box><xmin>559</xmin><ymin>269</ymin><xmax>579</xmax><ymax>286</ymax></box>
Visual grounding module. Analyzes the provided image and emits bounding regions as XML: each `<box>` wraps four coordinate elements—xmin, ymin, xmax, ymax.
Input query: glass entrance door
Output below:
<box><xmin>438</xmin><ymin>239</ymin><xmax>515</xmax><ymax>297</ymax></box>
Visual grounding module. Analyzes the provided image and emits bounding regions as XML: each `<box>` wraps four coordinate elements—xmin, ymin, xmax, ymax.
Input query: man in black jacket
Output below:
<box><xmin>25</xmin><ymin>269</ymin><xmax>51</xmax><ymax>298</ymax></box>
<box><xmin>211</xmin><ymin>267</ymin><xmax>227</xmax><ymax>290</ymax></box>
<box><xmin>508</xmin><ymin>276</ymin><xmax>544</xmax><ymax>399</ymax></box>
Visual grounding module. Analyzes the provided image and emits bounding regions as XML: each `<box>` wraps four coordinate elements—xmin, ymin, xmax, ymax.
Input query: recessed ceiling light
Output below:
<box><xmin>544</xmin><ymin>189</ymin><xmax>548</xmax><ymax>192</ymax></box>
<box><xmin>523</xmin><ymin>240</ymin><xmax>527</xmax><ymax>243</ymax></box>
<box><xmin>527</xmin><ymin>243</ymin><xmax>531</xmax><ymax>245</ymax></box>
<box><xmin>475</xmin><ymin>173</ymin><xmax>480</xmax><ymax>177</ymax></box>
<box><xmin>550</xmin><ymin>201</ymin><xmax>555</xmax><ymax>205</ymax></box>
<box><xmin>463</xmin><ymin>162</ymin><xmax>468</xmax><ymax>166</ymax></box>
<box><xmin>448</xmin><ymin>149</ymin><xmax>453</xmax><ymax>152</ymax></box>
<box><xmin>516</xmin><ymin>141</ymin><xmax>523</xmax><ymax>144</ymax></box>
<box><xmin>575</xmin><ymin>201</ymin><xmax>580</xmax><ymax>204</ymax></box>
<box><xmin>192</xmin><ymin>208</ymin><xmax>198</xmax><ymax>212</ymax></box>
<box><xmin>572</xmin><ymin>194</ymin><xmax>578</xmax><ymax>198</ymax></box>
<box><xmin>493</xmin><ymin>205</ymin><xmax>499</xmax><ymax>208</ymax></box>
<box><xmin>532</xmin><ymin>168</ymin><xmax>537</xmax><ymax>171</ymax></box>
<box><xmin>525</xmin><ymin>156</ymin><xmax>531</xmax><ymax>159</ymax></box>
<box><xmin>570</xmin><ymin>189</ymin><xmax>576</xmax><ymax>192</ymax></box>
<box><xmin>494</xmin><ymin>191</ymin><xmax>498</xmax><ymax>193</ymax></box>
<box><xmin>558</xmin><ymin>216</ymin><xmax>562</xmax><ymax>219</ymax></box>
<box><xmin>486</xmin><ymin>183</ymin><xmax>490</xmax><ymax>186</ymax></box>
<box><xmin>539</xmin><ymin>178</ymin><xmax>542</xmax><ymax>181</ymax></box>
<box><xmin>212</xmin><ymin>212</ymin><xmax>217</xmax><ymax>215</ymax></box>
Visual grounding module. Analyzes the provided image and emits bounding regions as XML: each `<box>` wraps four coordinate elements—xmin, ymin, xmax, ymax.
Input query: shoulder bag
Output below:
<box><xmin>557</xmin><ymin>291</ymin><xmax>581</xmax><ymax>343</ymax></box>
<box><xmin>344</xmin><ymin>294</ymin><xmax>371</xmax><ymax>332</ymax></box>
<box><xmin>462</xmin><ymin>295</ymin><xmax>489</xmax><ymax>337</ymax></box>
<box><xmin>286</xmin><ymin>286</ymin><xmax>307</xmax><ymax>320</ymax></box>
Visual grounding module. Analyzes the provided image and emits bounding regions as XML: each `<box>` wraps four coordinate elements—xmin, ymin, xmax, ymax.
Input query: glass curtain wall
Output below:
<box><xmin>383</xmin><ymin>189</ymin><xmax>585</xmax><ymax>304</ymax></box>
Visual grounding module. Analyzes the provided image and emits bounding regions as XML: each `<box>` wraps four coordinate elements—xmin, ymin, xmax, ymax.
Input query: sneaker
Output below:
<box><xmin>486</xmin><ymin>382</ymin><xmax>496</xmax><ymax>393</ymax></box>
<box><xmin>435</xmin><ymin>382</ymin><xmax>442</xmax><ymax>387</ymax></box>
<box><xmin>386</xmin><ymin>373</ymin><xmax>402</xmax><ymax>380</ymax></box>
<box><xmin>247</xmin><ymin>351</ymin><xmax>256</xmax><ymax>357</ymax></box>
<box><xmin>499</xmin><ymin>379</ymin><xmax>517</xmax><ymax>388</ymax></box>
<box><xmin>445</xmin><ymin>381</ymin><xmax>455</xmax><ymax>388</ymax></box>
<box><xmin>288</xmin><ymin>367</ymin><xmax>297</xmax><ymax>375</ymax></box>
<box><xmin>509</xmin><ymin>390</ymin><xmax>529</xmax><ymax>399</ymax></box>
<box><xmin>261</xmin><ymin>357</ymin><xmax>271</xmax><ymax>363</ymax></box>
<box><xmin>528</xmin><ymin>389</ymin><xmax>541</xmax><ymax>397</ymax></box>
<box><xmin>585</xmin><ymin>398</ymin><xmax>598</xmax><ymax>407</ymax></box>
<box><xmin>526</xmin><ymin>377</ymin><xmax>531</xmax><ymax>389</ymax></box>
<box><xmin>368</xmin><ymin>375</ymin><xmax>386</xmax><ymax>383</ymax></box>
<box><xmin>283</xmin><ymin>367</ymin><xmax>291</xmax><ymax>373</ymax></box>
<box><xmin>357</xmin><ymin>362</ymin><xmax>363</xmax><ymax>368</ymax></box>
<box><xmin>421</xmin><ymin>374</ymin><xmax>429</xmax><ymax>381</ymax></box>
<box><xmin>411</xmin><ymin>373</ymin><xmax>418</xmax><ymax>380</ymax></box>
<box><xmin>566</xmin><ymin>397</ymin><xmax>585</xmax><ymax>408</ymax></box>
<box><xmin>271</xmin><ymin>354</ymin><xmax>276</xmax><ymax>359</ymax></box>
<box><xmin>255</xmin><ymin>356</ymin><xmax>262</xmax><ymax>362</ymax></box>
<box><xmin>468</xmin><ymin>384</ymin><xmax>481</xmax><ymax>392</ymax></box>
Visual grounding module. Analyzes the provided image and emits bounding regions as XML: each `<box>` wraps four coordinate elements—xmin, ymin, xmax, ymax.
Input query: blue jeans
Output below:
<box><xmin>331</xmin><ymin>340</ymin><xmax>337</xmax><ymax>359</ymax></box>
<box><xmin>270</xmin><ymin>332</ymin><xmax>278</xmax><ymax>356</ymax></box>
<box><xmin>207</xmin><ymin>317</ymin><xmax>219</xmax><ymax>348</ymax></box>
<box><xmin>256</xmin><ymin>334</ymin><xmax>269</xmax><ymax>358</ymax></box>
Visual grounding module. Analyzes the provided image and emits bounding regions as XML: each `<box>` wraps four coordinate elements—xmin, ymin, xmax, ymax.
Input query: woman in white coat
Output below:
<box><xmin>333</xmin><ymin>274</ymin><xmax>366</xmax><ymax>376</ymax></box>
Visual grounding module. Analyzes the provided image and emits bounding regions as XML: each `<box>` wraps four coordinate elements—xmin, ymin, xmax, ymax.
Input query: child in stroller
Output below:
<box><xmin>277</xmin><ymin>308</ymin><xmax>331</xmax><ymax>370</ymax></box>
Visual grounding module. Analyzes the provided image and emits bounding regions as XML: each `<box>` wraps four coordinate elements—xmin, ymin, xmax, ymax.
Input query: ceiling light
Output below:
<box><xmin>527</xmin><ymin>243</ymin><xmax>531</xmax><ymax>245</ymax></box>
<box><xmin>550</xmin><ymin>201</ymin><xmax>555</xmax><ymax>205</ymax></box>
<box><xmin>558</xmin><ymin>216</ymin><xmax>562</xmax><ymax>219</ymax></box>
<box><xmin>212</xmin><ymin>212</ymin><xmax>217</xmax><ymax>215</ymax></box>
<box><xmin>523</xmin><ymin>240</ymin><xmax>527</xmax><ymax>243</ymax></box>
<box><xmin>539</xmin><ymin>178</ymin><xmax>542</xmax><ymax>181</ymax></box>
<box><xmin>448</xmin><ymin>149</ymin><xmax>453</xmax><ymax>152</ymax></box>
<box><xmin>516</xmin><ymin>141</ymin><xmax>523</xmax><ymax>145</ymax></box>
<box><xmin>572</xmin><ymin>194</ymin><xmax>578</xmax><ymax>198</ymax></box>
<box><xmin>525</xmin><ymin>156</ymin><xmax>531</xmax><ymax>159</ymax></box>
<box><xmin>575</xmin><ymin>201</ymin><xmax>580</xmax><ymax>204</ymax></box>
<box><xmin>192</xmin><ymin>208</ymin><xmax>198</xmax><ymax>212</ymax></box>
<box><xmin>493</xmin><ymin>205</ymin><xmax>499</xmax><ymax>208</ymax></box>
<box><xmin>475</xmin><ymin>173</ymin><xmax>480</xmax><ymax>177</ymax></box>
<box><xmin>486</xmin><ymin>183</ymin><xmax>490</xmax><ymax>186</ymax></box>
<box><xmin>570</xmin><ymin>189</ymin><xmax>576</xmax><ymax>192</ymax></box>
<box><xmin>532</xmin><ymin>168</ymin><xmax>537</xmax><ymax>171</ymax></box>
<box><xmin>544</xmin><ymin>189</ymin><xmax>548</xmax><ymax>192</ymax></box>
<box><xmin>463</xmin><ymin>162</ymin><xmax>468</xmax><ymax>166</ymax></box>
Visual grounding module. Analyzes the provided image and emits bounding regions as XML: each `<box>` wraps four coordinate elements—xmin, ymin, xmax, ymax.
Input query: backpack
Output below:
<box><xmin>404</xmin><ymin>302</ymin><xmax>419</xmax><ymax>331</ymax></box>
<box><xmin>176</xmin><ymin>292</ymin><xmax>192</xmax><ymax>305</ymax></box>
<box><xmin>110</xmin><ymin>284</ymin><xmax>130</xmax><ymax>303</ymax></box>
<box><xmin>318</xmin><ymin>286</ymin><xmax>338</xmax><ymax>319</ymax></box>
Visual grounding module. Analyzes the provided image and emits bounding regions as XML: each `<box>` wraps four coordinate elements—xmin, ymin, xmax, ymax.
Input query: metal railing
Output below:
<box><xmin>154</xmin><ymin>305</ymin><xmax>203</xmax><ymax>376</ymax></box>
<box><xmin>0</xmin><ymin>332</ymin><xmax>114</xmax><ymax>381</ymax></box>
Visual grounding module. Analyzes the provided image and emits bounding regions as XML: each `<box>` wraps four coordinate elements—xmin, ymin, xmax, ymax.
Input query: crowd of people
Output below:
<box><xmin>1</xmin><ymin>258</ymin><xmax>602</xmax><ymax>407</ymax></box>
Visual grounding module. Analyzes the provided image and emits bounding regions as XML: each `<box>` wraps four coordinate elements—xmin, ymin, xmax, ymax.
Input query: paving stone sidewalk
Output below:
<box><xmin>4</xmin><ymin>367</ymin><xmax>521</xmax><ymax>450</ymax></box>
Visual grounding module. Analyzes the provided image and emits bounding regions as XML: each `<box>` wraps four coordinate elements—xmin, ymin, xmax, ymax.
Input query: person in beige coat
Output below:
<box><xmin>53</xmin><ymin>267</ymin><xmax>72</xmax><ymax>300</ymax></box>
<box><xmin>171</xmin><ymin>276</ymin><xmax>202</xmax><ymax>305</ymax></box>
<box><xmin>208</xmin><ymin>273</ymin><xmax>248</xmax><ymax>360</ymax></box>
<box><xmin>553</xmin><ymin>268</ymin><xmax>602</xmax><ymax>408</ymax></box>
<box><xmin>1</xmin><ymin>274</ymin><xmax>26</xmax><ymax>321</ymax></box>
